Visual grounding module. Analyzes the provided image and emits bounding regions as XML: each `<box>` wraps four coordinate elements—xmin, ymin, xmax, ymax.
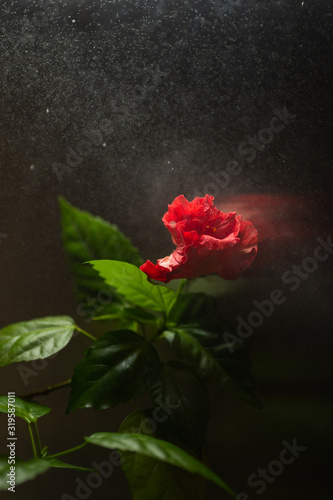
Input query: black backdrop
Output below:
<box><xmin>1</xmin><ymin>1</ymin><xmax>332</xmax><ymax>499</ymax></box>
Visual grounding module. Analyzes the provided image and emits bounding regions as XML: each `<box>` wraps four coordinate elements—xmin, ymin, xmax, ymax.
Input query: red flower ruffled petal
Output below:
<box><xmin>140</xmin><ymin>195</ymin><xmax>258</xmax><ymax>282</ymax></box>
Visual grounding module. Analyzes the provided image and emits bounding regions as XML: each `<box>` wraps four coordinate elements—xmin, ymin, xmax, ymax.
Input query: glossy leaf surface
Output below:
<box><xmin>87</xmin><ymin>260</ymin><xmax>176</xmax><ymax>314</ymax></box>
<box><xmin>67</xmin><ymin>330</ymin><xmax>160</xmax><ymax>411</ymax></box>
<box><xmin>0</xmin><ymin>396</ymin><xmax>51</xmax><ymax>424</ymax></box>
<box><xmin>0</xmin><ymin>316</ymin><xmax>75</xmax><ymax>366</ymax></box>
<box><xmin>85</xmin><ymin>430</ymin><xmax>235</xmax><ymax>497</ymax></box>
<box><xmin>59</xmin><ymin>197</ymin><xmax>142</xmax><ymax>303</ymax></box>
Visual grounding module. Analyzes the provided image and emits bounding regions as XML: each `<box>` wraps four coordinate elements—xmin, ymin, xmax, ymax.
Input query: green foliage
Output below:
<box><xmin>87</xmin><ymin>260</ymin><xmax>176</xmax><ymax>314</ymax></box>
<box><xmin>167</xmin><ymin>292</ymin><xmax>219</xmax><ymax>328</ymax></box>
<box><xmin>181</xmin><ymin>327</ymin><xmax>261</xmax><ymax>408</ymax></box>
<box><xmin>94</xmin><ymin>305</ymin><xmax>158</xmax><ymax>324</ymax></box>
<box><xmin>117</xmin><ymin>410</ymin><xmax>206</xmax><ymax>500</ymax></box>
<box><xmin>0</xmin><ymin>457</ymin><xmax>94</xmax><ymax>491</ymax></box>
<box><xmin>0</xmin><ymin>458</ymin><xmax>51</xmax><ymax>490</ymax></box>
<box><xmin>67</xmin><ymin>330</ymin><xmax>160</xmax><ymax>412</ymax></box>
<box><xmin>0</xmin><ymin>396</ymin><xmax>50</xmax><ymax>424</ymax></box>
<box><xmin>0</xmin><ymin>200</ymin><xmax>260</xmax><ymax>497</ymax></box>
<box><xmin>163</xmin><ymin>328</ymin><xmax>260</xmax><ymax>407</ymax></box>
<box><xmin>166</xmin><ymin>295</ymin><xmax>259</xmax><ymax>406</ymax></box>
<box><xmin>150</xmin><ymin>361</ymin><xmax>209</xmax><ymax>455</ymax></box>
<box><xmin>59</xmin><ymin>197</ymin><xmax>142</xmax><ymax>303</ymax></box>
<box><xmin>85</xmin><ymin>429</ymin><xmax>236</xmax><ymax>497</ymax></box>
<box><xmin>46</xmin><ymin>458</ymin><xmax>95</xmax><ymax>472</ymax></box>
<box><xmin>0</xmin><ymin>316</ymin><xmax>75</xmax><ymax>367</ymax></box>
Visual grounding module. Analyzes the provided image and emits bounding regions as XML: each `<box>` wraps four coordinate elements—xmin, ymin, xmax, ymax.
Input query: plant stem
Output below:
<box><xmin>28</xmin><ymin>423</ymin><xmax>37</xmax><ymax>459</ymax></box>
<box><xmin>20</xmin><ymin>379</ymin><xmax>72</xmax><ymax>399</ymax></box>
<box><xmin>75</xmin><ymin>326</ymin><xmax>97</xmax><ymax>341</ymax></box>
<box><xmin>33</xmin><ymin>422</ymin><xmax>42</xmax><ymax>457</ymax></box>
<box><xmin>176</xmin><ymin>278</ymin><xmax>187</xmax><ymax>299</ymax></box>
<box><xmin>47</xmin><ymin>442</ymin><xmax>87</xmax><ymax>459</ymax></box>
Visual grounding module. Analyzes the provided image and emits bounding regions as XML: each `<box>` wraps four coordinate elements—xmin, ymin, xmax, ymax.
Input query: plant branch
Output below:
<box><xmin>20</xmin><ymin>379</ymin><xmax>72</xmax><ymax>399</ymax></box>
<box><xmin>75</xmin><ymin>326</ymin><xmax>97</xmax><ymax>341</ymax></box>
<box><xmin>28</xmin><ymin>423</ymin><xmax>37</xmax><ymax>459</ymax></box>
<box><xmin>33</xmin><ymin>422</ymin><xmax>42</xmax><ymax>457</ymax></box>
<box><xmin>46</xmin><ymin>442</ymin><xmax>87</xmax><ymax>459</ymax></box>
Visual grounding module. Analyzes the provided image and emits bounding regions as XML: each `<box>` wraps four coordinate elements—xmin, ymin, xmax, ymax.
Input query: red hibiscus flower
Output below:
<box><xmin>140</xmin><ymin>194</ymin><xmax>258</xmax><ymax>282</ymax></box>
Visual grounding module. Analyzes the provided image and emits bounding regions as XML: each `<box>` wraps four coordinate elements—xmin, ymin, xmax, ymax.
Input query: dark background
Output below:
<box><xmin>0</xmin><ymin>0</ymin><xmax>332</xmax><ymax>498</ymax></box>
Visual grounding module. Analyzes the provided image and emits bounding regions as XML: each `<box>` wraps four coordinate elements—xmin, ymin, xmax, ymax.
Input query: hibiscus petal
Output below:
<box><xmin>139</xmin><ymin>260</ymin><xmax>169</xmax><ymax>282</ymax></box>
<box><xmin>141</xmin><ymin>194</ymin><xmax>258</xmax><ymax>283</ymax></box>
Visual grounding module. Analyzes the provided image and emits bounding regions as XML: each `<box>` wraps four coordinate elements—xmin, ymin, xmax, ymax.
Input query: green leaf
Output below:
<box><xmin>167</xmin><ymin>292</ymin><xmax>218</xmax><ymax>327</ymax></box>
<box><xmin>59</xmin><ymin>197</ymin><xmax>142</xmax><ymax>303</ymax></box>
<box><xmin>117</xmin><ymin>410</ymin><xmax>206</xmax><ymax>500</ymax></box>
<box><xmin>202</xmin><ymin>338</ymin><xmax>252</xmax><ymax>376</ymax></box>
<box><xmin>46</xmin><ymin>458</ymin><xmax>95</xmax><ymax>472</ymax></box>
<box><xmin>180</xmin><ymin>326</ymin><xmax>221</xmax><ymax>347</ymax></box>
<box><xmin>94</xmin><ymin>306</ymin><xmax>158</xmax><ymax>325</ymax></box>
<box><xmin>85</xmin><ymin>431</ymin><xmax>235</xmax><ymax>497</ymax></box>
<box><xmin>183</xmin><ymin>329</ymin><xmax>261</xmax><ymax>408</ymax></box>
<box><xmin>0</xmin><ymin>396</ymin><xmax>51</xmax><ymax>424</ymax></box>
<box><xmin>165</xmin><ymin>291</ymin><xmax>260</xmax><ymax>408</ymax></box>
<box><xmin>87</xmin><ymin>260</ymin><xmax>176</xmax><ymax>314</ymax></box>
<box><xmin>67</xmin><ymin>330</ymin><xmax>160</xmax><ymax>412</ymax></box>
<box><xmin>150</xmin><ymin>361</ymin><xmax>209</xmax><ymax>455</ymax></box>
<box><xmin>185</xmin><ymin>274</ymin><xmax>247</xmax><ymax>297</ymax></box>
<box><xmin>0</xmin><ymin>458</ymin><xmax>51</xmax><ymax>490</ymax></box>
<box><xmin>163</xmin><ymin>328</ymin><xmax>259</xmax><ymax>407</ymax></box>
<box><xmin>0</xmin><ymin>316</ymin><xmax>76</xmax><ymax>367</ymax></box>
